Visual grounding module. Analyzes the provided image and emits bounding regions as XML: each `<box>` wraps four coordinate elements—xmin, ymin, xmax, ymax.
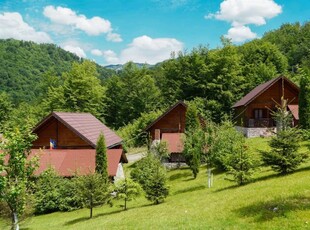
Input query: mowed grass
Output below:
<box><xmin>1</xmin><ymin>138</ymin><xmax>309</xmax><ymax>230</ymax></box>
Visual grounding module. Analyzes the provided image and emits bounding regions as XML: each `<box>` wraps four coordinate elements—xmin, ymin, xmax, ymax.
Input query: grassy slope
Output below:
<box><xmin>1</xmin><ymin>138</ymin><xmax>309</xmax><ymax>230</ymax></box>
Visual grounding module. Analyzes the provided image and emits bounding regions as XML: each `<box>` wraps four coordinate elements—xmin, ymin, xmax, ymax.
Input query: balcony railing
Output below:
<box><xmin>247</xmin><ymin>118</ymin><xmax>275</xmax><ymax>127</ymax></box>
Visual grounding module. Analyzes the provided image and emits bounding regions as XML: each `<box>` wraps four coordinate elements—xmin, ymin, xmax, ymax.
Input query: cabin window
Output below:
<box><xmin>254</xmin><ymin>109</ymin><xmax>266</xmax><ymax>119</ymax></box>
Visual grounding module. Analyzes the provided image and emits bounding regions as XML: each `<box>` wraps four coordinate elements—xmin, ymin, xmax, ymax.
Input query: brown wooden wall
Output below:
<box><xmin>32</xmin><ymin>117</ymin><xmax>92</xmax><ymax>149</ymax></box>
<box><xmin>234</xmin><ymin>80</ymin><xmax>299</xmax><ymax>126</ymax></box>
<box><xmin>148</xmin><ymin>104</ymin><xmax>186</xmax><ymax>140</ymax></box>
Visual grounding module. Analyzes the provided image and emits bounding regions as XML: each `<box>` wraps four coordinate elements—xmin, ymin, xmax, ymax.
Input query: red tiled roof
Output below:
<box><xmin>33</xmin><ymin>112</ymin><xmax>122</xmax><ymax>148</ymax></box>
<box><xmin>29</xmin><ymin>149</ymin><xmax>123</xmax><ymax>177</ymax></box>
<box><xmin>145</xmin><ymin>101</ymin><xmax>187</xmax><ymax>131</ymax></box>
<box><xmin>232</xmin><ymin>76</ymin><xmax>299</xmax><ymax>108</ymax></box>
<box><xmin>161</xmin><ymin>133</ymin><xmax>184</xmax><ymax>153</ymax></box>
<box><xmin>288</xmin><ymin>105</ymin><xmax>299</xmax><ymax>120</ymax></box>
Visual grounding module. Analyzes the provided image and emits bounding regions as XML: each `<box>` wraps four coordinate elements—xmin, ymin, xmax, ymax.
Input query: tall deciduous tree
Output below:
<box><xmin>104</xmin><ymin>62</ymin><xmax>162</xmax><ymax>128</ymax></box>
<box><xmin>0</xmin><ymin>129</ymin><xmax>38</xmax><ymax>230</ymax></box>
<box><xmin>299</xmin><ymin>68</ymin><xmax>310</xmax><ymax>129</ymax></box>
<box><xmin>95</xmin><ymin>133</ymin><xmax>108</xmax><ymax>182</ymax></box>
<box><xmin>0</xmin><ymin>92</ymin><xmax>13</xmax><ymax>132</ymax></box>
<box><xmin>43</xmin><ymin>60</ymin><xmax>105</xmax><ymax>118</ymax></box>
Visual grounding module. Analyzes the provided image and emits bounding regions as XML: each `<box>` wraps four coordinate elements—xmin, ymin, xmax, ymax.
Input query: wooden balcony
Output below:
<box><xmin>247</xmin><ymin>118</ymin><xmax>275</xmax><ymax>128</ymax></box>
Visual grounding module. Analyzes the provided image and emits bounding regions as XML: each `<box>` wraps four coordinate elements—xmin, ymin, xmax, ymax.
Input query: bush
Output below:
<box><xmin>34</xmin><ymin>169</ymin><xmax>83</xmax><ymax>214</ymax></box>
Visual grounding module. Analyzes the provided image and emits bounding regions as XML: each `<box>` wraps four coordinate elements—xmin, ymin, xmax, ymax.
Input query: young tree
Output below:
<box><xmin>226</xmin><ymin>142</ymin><xmax>257</xmax><ymax>185</ymax></box>
<box><xmin>130</xmin><ymin>154</ymin><xmax>169</xmax><ymax>204</ymax></box>
<box><xmin>262</xmin><ymin>128</ymin><xmax>308</xmax><ymax>174</ymax></box>
<box><xmin>74</xmin><ymin>173</ymin><xmax>110</xmax><ymax>218</ymax></box>
<box><xmin>183</xmin><ymin>129</ymin><xmax>204</xmax><ymax>178</ymax></box>
<box><xmin>183</xmin><ymin>103</ymin><xmax>204</xmax><ymax>178</ymax></box>
<box><xmin>144</xmin><ymin>167</ymin><xmax>169</xmax><ymax>205</ymax></box>
<box><xmin>95</xmin><ymin>133</ymin><xmax>108</xmax><ymax>182</ymax></box>
<box><xmin>114</xmin><ymin>178</ymin><xmax>142</xmax><ymax>210</ymax></box>
<box><xmin>0</xmin><ymin>129</ymin><xmax>38</xmax><ymax>230</ymax></box>
<box><xmin>299</xmin><ymin>68</ymin><xmax>310</xmax><ymax>129</ymax></box>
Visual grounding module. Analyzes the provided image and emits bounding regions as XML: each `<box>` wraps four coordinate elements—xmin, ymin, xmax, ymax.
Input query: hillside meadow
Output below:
<box><xmin>0</xmin><ymin>137</ymin><xmax>309</xmax><ymax>230</ymax></box>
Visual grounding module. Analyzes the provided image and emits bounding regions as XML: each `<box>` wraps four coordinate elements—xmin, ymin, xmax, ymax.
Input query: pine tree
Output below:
<box><xmin>299</xmin><ymin>68</ymin><xmax>310</xmax><ymax>129</ymax></box>
<box><xmin>95</xmin><ymin>133</ymin><xmax>108</xmax><ymax>182</ymax></box>
<box><xmin>130</xmin><ymin>154</ymin><xmax>169</xmax><ymax>204</ymax></box>
<box><xmin>262</xmin><ymin>128</ymin><xmax>308</xmax><ymax>174</ymax></box>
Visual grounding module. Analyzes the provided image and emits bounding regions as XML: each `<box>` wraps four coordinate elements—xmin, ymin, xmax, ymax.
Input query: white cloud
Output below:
<box><xmin>63</xmin><ymin>45</ymin><xmax>86</xmax><ymax>58</ymax></box>
<box><xmin>0</xmin><ymin>12</ymin><xmax>52</xmax><ymax>43</ymax></box>
<box><xmin>226</xmin><ymin>26</ymin><xmax>257</xmax><ymax>42</ymax></box>
<box><xmin>43</xmin><ymin>5</ymin><xmax>122</xmax><ymax>41</ymax></box>
<box><xmin>206</xmin><ymin>0</ymin><xmax>282</xmax><ymax>42</ymax></box>
<box><xmin>118</xmin><ymin>35</ymin><xmax>183</xmax><ymax>64</ymax></box>
<box><xmin>91</xmin><ymin>49</ymin><xmax>103</xmax><ymax>56</ymax></box>
<box><xmin>107</xmin><ymin>32</ymin><xmax>122</xmax><ymax>42</ymax></box>
<box><xmin>102</xmin><ymin>50</ymin><xmax>119</xmax><ymax>64</ymax></box>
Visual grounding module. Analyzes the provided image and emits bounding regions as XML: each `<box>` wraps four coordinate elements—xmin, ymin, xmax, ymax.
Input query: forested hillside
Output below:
<box><xmin>0</xmin><ymin>39</ymin><xmax>114</xmax><ymax>104</ymax></box>
<box><xmin>0</xmin><ymin>22</ymin><xmax>309</xmax><ymax>142</ymax></box>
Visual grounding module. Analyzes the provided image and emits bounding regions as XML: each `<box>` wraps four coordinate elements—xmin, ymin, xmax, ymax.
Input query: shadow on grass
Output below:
<box><xmin>174</xmin><ymin>185</ymin><xmax>206</xmax><ymax>195</ymax></box>
<box><xmin>169</xmin><ymin>171</ymin><xmax>192</xmax><ymax>181</ymax></box>
<box><xmin>235</xmin><ymin>194</ymin><xmax>310</xmax><ymax>222</ymax></box>
<box><xmin>64</xmin><ymin>209</ymin><xmax>122</xmax><ymax>226</ymax></box>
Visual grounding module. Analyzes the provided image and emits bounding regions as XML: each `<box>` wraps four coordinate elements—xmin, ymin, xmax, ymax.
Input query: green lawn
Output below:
<box><xmin>1</xmin><ymin>137</ymin><xmax>309</xmax><ymax>229</ymax></box>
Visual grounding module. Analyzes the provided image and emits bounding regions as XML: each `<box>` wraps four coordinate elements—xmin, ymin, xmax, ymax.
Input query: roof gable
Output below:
<box><xmin>33</xmin><ymin>112</ymin><xmax>122</xmax><ymax>148</ymax></box>
<box><xmin>232</xmin><ymin>76</ymin><xmax>299</xmax><ymax>108</ymax></box>
<box><xmin>145</xmin><ymin>101</ymin><xmax>187</xmax><ymax>131</ymax></box>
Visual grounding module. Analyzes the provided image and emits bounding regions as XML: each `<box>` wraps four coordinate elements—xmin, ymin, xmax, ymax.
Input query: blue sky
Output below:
<box><xmin>0</xmin><ymin>0</ymin><xmax>309</xmax><ymax>66</ymax></box>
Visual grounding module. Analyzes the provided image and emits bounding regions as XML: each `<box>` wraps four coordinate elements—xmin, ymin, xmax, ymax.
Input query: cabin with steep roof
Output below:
<box><xmin>145</xmin><ymin>101</ymin><xmax>187</xmax><ymax>162</ymax></box>
<box><xmin>232</xmin><ymin>76</ymin><xmax>299</xmax><ymax>137</ymax></box>
<box><xmin>31</xmin><ymin>112</ymin><xmax>127</xmax><ymax>180</ymax></box>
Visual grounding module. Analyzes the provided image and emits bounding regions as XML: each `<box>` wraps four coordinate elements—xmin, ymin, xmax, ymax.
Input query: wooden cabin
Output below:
<box><xmin>232</xmin><ymin>76</ymin><xmax>299</xmax><ymax>137</ymax></box>
<box><xmin>31</xmin><ymin>112</ymin><xmax>127</xmax><ymax>180</ymax></box>
<box><xmin>145</xmin><ymin>101</ymin><xmax>187</xmax><ymax>162</ymax></box>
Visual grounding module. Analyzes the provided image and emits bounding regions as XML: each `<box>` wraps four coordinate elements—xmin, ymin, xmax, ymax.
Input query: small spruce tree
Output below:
<box><xmin>95</xmin><ymin>133</ymin><xmax>108</xmax><ymax>182</ymax></box>
<box><xmin>262</xmin><ymin>128</ymin><xmax>308</xmax><ymax>174</ymax></box>
<box><xmin>130</xmin><ymin>154</ymin><xmax>169</xmax><ymax>204</ymax></box>
<box><xmin>262</xmin><ymin>101</ymin><xmax>308</xmax><ymax>174</ymax></box>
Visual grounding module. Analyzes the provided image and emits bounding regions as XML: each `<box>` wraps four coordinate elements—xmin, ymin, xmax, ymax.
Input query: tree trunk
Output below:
<box><xmin>90</xmin><ymin>196</ymin><xmax>93</xmax><ymax>218</ymax></box>
<box><xmin>208</xmin><ymin>168</ymin><xmax>212</xmax><ymax>188</ymax></box>
<box><xmin>124</xmin><ymin>198</ymin><xmax>127</xmax><ymax>210</ymax></box>
<box><xmin>11</xmin><ymin>212</ymin><xmax>19</xmax><ymax>230</ymax></box>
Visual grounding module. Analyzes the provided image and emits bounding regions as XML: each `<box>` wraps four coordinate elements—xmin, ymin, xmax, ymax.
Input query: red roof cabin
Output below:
<box><xmin>30</xmin><ymin>112</ymin><xmax>127</xmax><ymax>180</ymax></box>
<box><xmin>232</xmin><ymin>76</ymin><xmax>299</xmax><ymax>137</ymax></box>
<box><xmin>145</xmin><ymin>101</ymin><xmax>187</xmax><ymax>162</ymax></box>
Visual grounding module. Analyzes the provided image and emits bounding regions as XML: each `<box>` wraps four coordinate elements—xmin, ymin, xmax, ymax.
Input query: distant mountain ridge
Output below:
<box><xmin>105</xmin><ymin>63</ymin><xmax>154</xmax><ymax>71</ymax></box>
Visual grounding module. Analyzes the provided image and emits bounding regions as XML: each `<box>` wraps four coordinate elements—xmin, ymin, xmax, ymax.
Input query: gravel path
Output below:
<box><xmin>126</xmin><ymin>152</ymin><xmax>145</xmax><ymax>163</ymax></box>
